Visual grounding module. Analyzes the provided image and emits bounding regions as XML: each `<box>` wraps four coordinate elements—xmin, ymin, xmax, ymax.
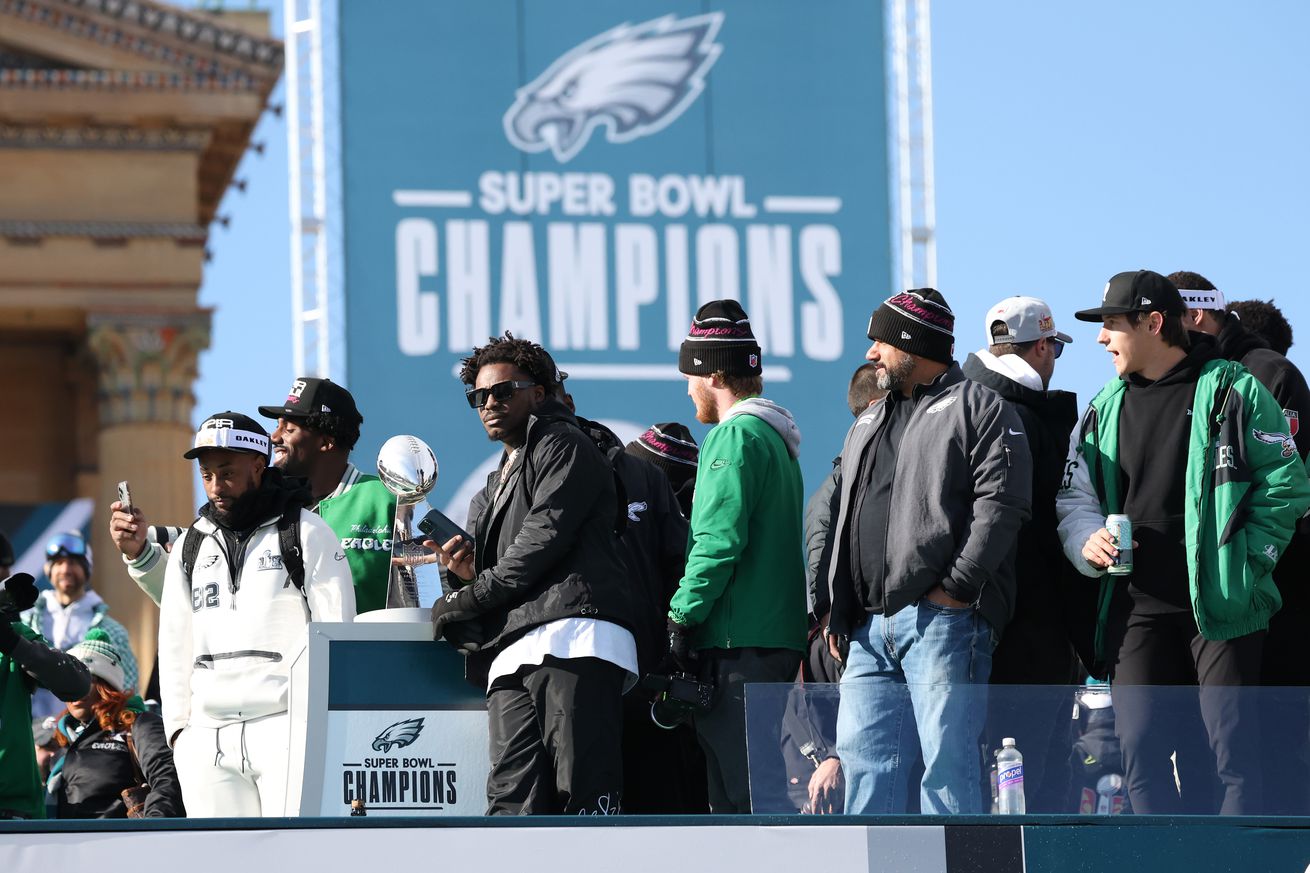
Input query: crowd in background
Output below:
<box><xmin>3</xmin><ymin>270</ymin><xmax>1309</xmax><ymax>821</ymax></box>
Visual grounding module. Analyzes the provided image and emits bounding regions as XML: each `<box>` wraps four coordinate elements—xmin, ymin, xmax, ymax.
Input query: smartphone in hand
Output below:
<box><xmin>116</xmin><ymin>480</ymin><xmax>133</xmax><ymax>512</ymax></box>
<box><xmin>417</xmin><ymin>508</ymin><xmax>472</xmax><ymax>547</ymax></box>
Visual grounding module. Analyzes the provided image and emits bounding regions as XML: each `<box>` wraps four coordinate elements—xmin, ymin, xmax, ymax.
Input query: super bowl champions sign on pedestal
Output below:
<box><xmin>339</xmin><ymin>1</ymin><xmax>892</xmax><ymax>510</ymax></box>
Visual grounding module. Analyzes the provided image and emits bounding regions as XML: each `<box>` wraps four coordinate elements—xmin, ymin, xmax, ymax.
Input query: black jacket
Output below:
<box><xmin>461</xmin><ymin>398</ymin><xmax>633</xmax><ymax>685</ymax></box>
<box><xmin>962</xmin><ymin>354</ymin><xmax>1078</xmax><ymax>619</ymax></box>
<box><xmin>53</xmin><ymin>710</ymin><xmax>184</xmax><ymax>818</ymax></box>
<box><xmin>963</xmin><ymin>353</ymin><xmax>1082</xmax><ymax>679</ymax></box>
<box><xmin>826</xmin><ymin>366</ymin><xmax>1032</xmax><ymax>637</ymax></box>
<box><xmin>1211</xmin><ymin>318</ymin><xmax>1310</xmax><ymax>614</ymax></box>
<box><xmin>1213</xmin><ymin>317</ymin><xmax>1310</xmax><ymax>460</ymax></box>
<box><xmin>575</xmin><ymin>416</ymin><xmax>688</xmax><ymax>676</ymax></box>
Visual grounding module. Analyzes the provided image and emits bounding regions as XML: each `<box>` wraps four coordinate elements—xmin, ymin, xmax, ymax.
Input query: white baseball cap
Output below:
<box><xmin>183</xmin><ymin>411</ymin><xmax>271</xmax><ymax>461</ymax></box>
<box><xmin>1178</xmin><ymin>288</ymin><xmax>1227</xmax><ymax>311</ymax></box>
<box><xmin>985</xmin><ymin>296</ymin><xmax>1073</xmax><ymax>346</ymax></box>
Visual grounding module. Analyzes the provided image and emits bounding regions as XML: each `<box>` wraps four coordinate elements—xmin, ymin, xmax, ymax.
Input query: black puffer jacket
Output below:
<box><xmin>462</xmin><ymin>398</ymin><xmax>633</xmax><ymax>685</ymax></box>
<box><xmin>53</xmin><ymin>710</ymin><xmax>184</xmax><ymax>818</ymax></box>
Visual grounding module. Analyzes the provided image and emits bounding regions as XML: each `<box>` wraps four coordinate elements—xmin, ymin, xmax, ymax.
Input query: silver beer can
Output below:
<box><xmin>1106</xmin><ymin>514</ymin><xmax>1133</xmax><ymax>575</ymax></box>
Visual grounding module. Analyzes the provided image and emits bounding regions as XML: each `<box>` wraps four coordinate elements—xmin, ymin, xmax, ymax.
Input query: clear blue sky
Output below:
<box><xmin>193</xmin><ymin>1</ymin><xmax>1310</xmax><ymax>499</ymax></box>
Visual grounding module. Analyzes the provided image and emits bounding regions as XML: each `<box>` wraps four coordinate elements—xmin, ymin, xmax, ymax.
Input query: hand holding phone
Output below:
<box><xmin>417</xmin><ymin>508</ymin><xmax>472</xmax><ymax>547</ymax></box>
<box><xmin>109</xmin><ymin>481</ymin><xmax>147</xmax><ymax>560</ymax></box>
<box><xmin>417</xmin><ymin>509</ymin><xmax>475</xmax><ymax>583</ymax></box>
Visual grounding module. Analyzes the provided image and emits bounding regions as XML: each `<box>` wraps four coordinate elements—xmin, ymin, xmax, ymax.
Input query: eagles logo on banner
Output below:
<box><xmin>339</xmin><ymin>2</ymin><xmax>892</xmax><ymax>516</ymax></box>
<box><xmin>504</xmin><ymin>14</ymin><xmax>724</xmax><ymax>163</ymax></box>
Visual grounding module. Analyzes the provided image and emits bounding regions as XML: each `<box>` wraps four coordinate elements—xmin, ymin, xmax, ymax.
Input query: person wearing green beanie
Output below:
<box><xmin>48</xmin><ymin>628</ymin><xmax>184</xmax><ymax>818</ymax></box>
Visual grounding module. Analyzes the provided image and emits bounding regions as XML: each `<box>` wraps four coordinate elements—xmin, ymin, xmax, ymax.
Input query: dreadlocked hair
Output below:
<box><xmin>459</xmin><ymin>333</ymin><xmax>560</xmax><ymax>390</ymax></box>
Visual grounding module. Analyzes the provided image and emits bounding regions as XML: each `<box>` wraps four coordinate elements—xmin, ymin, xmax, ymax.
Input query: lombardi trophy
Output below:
<box><xmin>375</xmin><ymin>435</ymin><xmax>439</xmax><ymax>618</ymax></box>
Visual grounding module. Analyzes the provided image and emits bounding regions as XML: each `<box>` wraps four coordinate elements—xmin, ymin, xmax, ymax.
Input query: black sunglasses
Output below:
<box><xmin>465</xmin><ymin>380</ymin><xmax>537</xmax><ymax>409</ymax></box>
<box><xmin>1050</xmin><ymin>339</ymin><xmax>1065</xmax><ymax>359</ymax></box>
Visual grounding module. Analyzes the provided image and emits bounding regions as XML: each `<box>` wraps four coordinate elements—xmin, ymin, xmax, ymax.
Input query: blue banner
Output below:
<box><xmin>338</xmin><ymin>0</ymin><xmax>891</xmax><ymax>514</ymax></box>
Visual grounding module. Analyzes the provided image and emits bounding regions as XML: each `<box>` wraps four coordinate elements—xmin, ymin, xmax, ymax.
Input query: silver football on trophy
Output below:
<box><xmin>376</xmin><ymin>435</ymin><xmax>438</xmax><ymax>506</ymax></box>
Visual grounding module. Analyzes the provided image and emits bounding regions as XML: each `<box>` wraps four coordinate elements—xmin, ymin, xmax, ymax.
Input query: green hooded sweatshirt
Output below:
<box><xmin>669</xmin><ymin>398</ymin><xmax>807</xmax><ymax>652</ymax></box>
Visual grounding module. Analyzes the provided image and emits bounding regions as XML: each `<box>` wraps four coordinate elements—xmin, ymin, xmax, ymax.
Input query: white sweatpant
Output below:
<box><xmin>173</xmin><ymin>713</ymin><xmax>291</xmax><ymax>817</ymax></box>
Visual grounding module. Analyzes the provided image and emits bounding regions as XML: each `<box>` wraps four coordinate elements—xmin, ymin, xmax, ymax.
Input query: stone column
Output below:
<box><xmin>85</xmin><ymin>311</ymin><xmax>211</xmax><ymax>691</ymax></box>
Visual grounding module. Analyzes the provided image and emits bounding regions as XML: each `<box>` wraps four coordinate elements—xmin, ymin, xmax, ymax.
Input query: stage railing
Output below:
<box><xmin>745</xmin><ymin>682</ymin><xmax>1310</xmax><ymax>817</ymax></box>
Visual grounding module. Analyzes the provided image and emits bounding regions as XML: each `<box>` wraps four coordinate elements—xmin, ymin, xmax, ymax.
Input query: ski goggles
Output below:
<box><xmin>465</xmin><ymin>380</ymin><xmax>537</xmax><ymax>409</ymax></box>
<box><xmin>45</xmin><ymin>533</ymin><xmax>89</xmax><ymax>560</ymax></box>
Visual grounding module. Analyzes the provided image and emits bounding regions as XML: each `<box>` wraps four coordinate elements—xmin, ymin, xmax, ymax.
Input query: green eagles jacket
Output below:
<box><xmin>669</xmin><ymin>398</ymin><xmax>807</xmax><ymax>653</ymax></box>
<box><xmin>1056</xmin><ymin>358</ymin><xmax>1310</xmax><ymax>646</ymax></box>
<box><xmin>315</xmin><ymin>465</ymin><xmax>397</xmax><ymax>614</ymax></box>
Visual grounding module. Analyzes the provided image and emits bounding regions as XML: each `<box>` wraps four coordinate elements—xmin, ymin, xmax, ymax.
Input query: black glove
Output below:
<box><xmin>667</xmin><ymin>618</ymin><xmax>696</xmax><ymax>672</ymax></box>
<box><xmin>431</xmin><ymin>586</ymin><xmax>483</xmax><ymax>643</ymax></box>
<box><xmin>442</xmin><ymin>618</ymin><xmax>488</xmax><ymax>653</ymax></box>
<box><xmin>0</xmin><ymin>573</ymin><xmax>37</xmax><ymax>618</ymax></box>
<box><xmin>0</xmin><ymin>574</ymin><xmax>36</xmax><ymax>656</ymax></box>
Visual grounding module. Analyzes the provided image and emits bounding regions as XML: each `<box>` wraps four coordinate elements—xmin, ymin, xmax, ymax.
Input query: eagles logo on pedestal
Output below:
<box><xmin>345</xmin><ymin>714</ymin><xmax>461</xmax><ymax>811</ymax></box>
<box><xmin>373</xmin><ymin>717</ymin><xmax>424</xmax><ymax>753</ymax></box>
<box><xmin>503</xmin><ymin>12</ymin><xmax>724</xmax><ymax>163</ymax></box>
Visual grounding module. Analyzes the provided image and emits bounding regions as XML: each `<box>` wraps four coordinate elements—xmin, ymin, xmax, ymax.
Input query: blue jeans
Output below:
<box><xmin>836</xmin><ymin>600</ymin><xmax>996</xmax><ymax>814</ymax></box>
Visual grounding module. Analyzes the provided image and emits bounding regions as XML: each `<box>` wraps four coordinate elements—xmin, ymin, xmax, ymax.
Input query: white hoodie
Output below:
<box><xmin>159</xmin><ymin>508</ymin><xmax>355</xmax><ymax>741</ymax></box>
<box><xmin>971</xmin><ymin>348</ymin><xmax>1045</xmax><ymax>392</ymax></box>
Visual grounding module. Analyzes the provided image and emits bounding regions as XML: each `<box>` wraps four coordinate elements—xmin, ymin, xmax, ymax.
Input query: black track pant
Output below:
<box><xmin>621</xmin><ymin>694</ymin><xmax>710</xmax><ymax>814</ymax></box>
<box><xmin>1260</xmin><ymin>605</ymin><xmax>1310</xmax><ymax>815</ymax></box>
<box><xmin>694</xmin><ymin>646</ymin><xmax>802</xmax><ymax>814</ymax></box>
<box><xmin>1107</xmin><ymin>608</ymin><xmax>1264</xmax><ymax>815</ymax></box>
<box><xmin>485</xmin><ymin>655</ymin><xmax>625</xmax><ymax>815</ymax></box>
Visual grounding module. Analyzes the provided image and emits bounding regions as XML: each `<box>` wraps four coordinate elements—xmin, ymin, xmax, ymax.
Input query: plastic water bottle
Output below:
<box><xmin>996</xmin><ymin>737</ymin><xmax>1025</xmax><ymax>814</ymax></box>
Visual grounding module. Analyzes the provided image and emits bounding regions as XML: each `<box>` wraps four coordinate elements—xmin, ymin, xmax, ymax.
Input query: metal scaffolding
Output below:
<box><xmin>888</xmin><ymin>0</ymin><xmax>938</xmax><ymax>291</ymax></box>
<box><xmin>285</xmin><ymin>0</ymin><xmax>342</xmax><ymax>381</ymax></box>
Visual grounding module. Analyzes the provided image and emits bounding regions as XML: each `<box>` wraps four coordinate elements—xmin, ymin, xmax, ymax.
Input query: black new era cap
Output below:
<box><xmin>258</xmin><ymin>377</ymin><xmax>361</xmax><ymax>424</ymax></box>
<box><xmin>1075</xmin><ymin>270</ymin><xmax>1187</xmax><ymax>322</ymax></box>
<box><xmin>184</xmin><ymin>412</ymin><xmax>271</xmax><ymax>460</ymax></box>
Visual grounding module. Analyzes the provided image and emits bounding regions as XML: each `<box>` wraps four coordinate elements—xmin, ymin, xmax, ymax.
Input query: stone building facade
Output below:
<box><xmin>0</xmin><ymin>0</ymin><xmax>281</xmax><ymax>677</ymax></box>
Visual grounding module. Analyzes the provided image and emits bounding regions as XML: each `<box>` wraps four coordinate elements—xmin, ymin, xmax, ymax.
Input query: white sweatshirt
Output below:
<box><xmin>158</xmin><ymin>508</ymin><xmax>355</xmax><ymax>742</ymax></box>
